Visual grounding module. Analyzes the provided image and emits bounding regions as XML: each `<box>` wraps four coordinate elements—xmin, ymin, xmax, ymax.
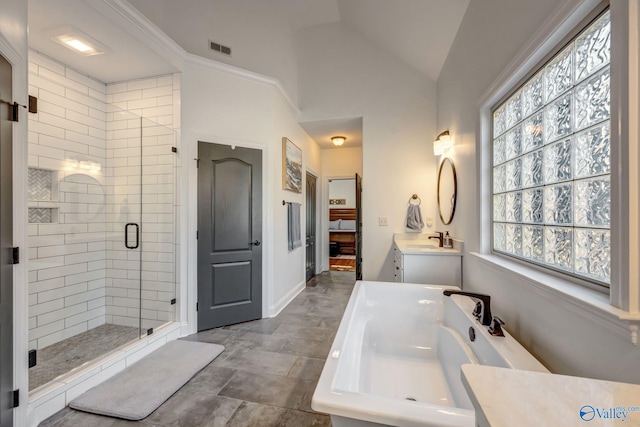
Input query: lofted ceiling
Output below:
<box><xmin>275</xmin><ymin>0</ymin><xmax>341</xmax><ymax>30</ymax></box>
<box><xmin>27</xmin><ymin>0</ymin><xmax>470</xmax><ymax>146</ymax></box>
<box><xmin>337</xmin><ymin>0</ymin><xmax>470</xmax><ymax>81</ymax></box>
<box><xmin>125</xmin><ymin>0</ymin><xmax>470</xmax><ymax>81</ymax></box>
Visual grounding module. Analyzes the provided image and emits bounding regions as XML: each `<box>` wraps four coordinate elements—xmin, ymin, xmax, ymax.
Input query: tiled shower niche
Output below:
<box><xmin>28</xmin><ymin>168</ymin><xmax>58</xmax><ymax>224</ymax></box>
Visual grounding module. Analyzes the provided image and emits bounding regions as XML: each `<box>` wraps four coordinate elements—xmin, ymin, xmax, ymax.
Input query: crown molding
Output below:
<box><xmin>101</xmin><ymin>0</ymin><xmax>300</xmax><ymax>114</ymax></box>
<box><xmin>98</xmin><ymin>0</ymin><xmax>186</xmax><ymax>71</ymax></box>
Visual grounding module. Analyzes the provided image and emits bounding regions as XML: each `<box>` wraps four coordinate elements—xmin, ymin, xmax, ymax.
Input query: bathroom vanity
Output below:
<box><xmin>393</xmin><ymin>233</ymin><xmax>463</xmax><ymax>285</ymax></box>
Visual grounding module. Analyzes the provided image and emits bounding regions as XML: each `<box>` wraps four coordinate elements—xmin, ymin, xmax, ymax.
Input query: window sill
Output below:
<box><xmin>470</xmin><ymin>252</ymin><xmax>640</xmax><ymax>346</ymax></box>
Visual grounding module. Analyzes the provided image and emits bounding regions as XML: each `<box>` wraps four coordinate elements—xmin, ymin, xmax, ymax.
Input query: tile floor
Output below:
<box><xmin>30</xmin><ymin>324</ymin><xmax>140</xmax><ymax>391</ymax></box>
<box><xmin>39</xmin><ymin>271</ymin><xmax>355</xmax><ymax>427</ymax></box>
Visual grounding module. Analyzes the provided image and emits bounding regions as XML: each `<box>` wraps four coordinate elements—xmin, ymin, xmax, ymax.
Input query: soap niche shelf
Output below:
<box><xmin>28</xmin><ymin>167</ymin><xmax>59</xmax><ymax>224</ymax></box>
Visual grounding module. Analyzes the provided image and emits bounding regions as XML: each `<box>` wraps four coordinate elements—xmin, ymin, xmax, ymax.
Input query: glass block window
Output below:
<box><xmin>492</xmin><ymin>10</ymin><xmax>611</xmax><ymax>285</ymax></box>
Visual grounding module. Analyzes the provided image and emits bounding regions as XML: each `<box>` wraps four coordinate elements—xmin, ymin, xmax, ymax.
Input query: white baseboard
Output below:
<box><xmin>266</xmin><ymin>280</ymin><xmax>306</xmax><ymax>318</ymax></box>
<box><xmin>180</xmin><ymin>322</ymin><xmax>193</xmax><ymax>337</ymax></box>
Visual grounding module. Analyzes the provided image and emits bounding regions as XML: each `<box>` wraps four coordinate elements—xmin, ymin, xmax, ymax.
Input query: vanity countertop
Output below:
<box><xmin>461</xmin><ymin>364</ymin><xmax>640</xmax><ymax>427</ymax></box>
<box><xmin>393</xmin><ymin>233</ymin><xmax>462</xmax><ymax>255</ymax></box>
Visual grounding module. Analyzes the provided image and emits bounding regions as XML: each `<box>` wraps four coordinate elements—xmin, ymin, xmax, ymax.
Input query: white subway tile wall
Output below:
<box><xmin>28</xmin><ymin>50</ymin><xmax>179</xmax><ymax>350</ymax></box>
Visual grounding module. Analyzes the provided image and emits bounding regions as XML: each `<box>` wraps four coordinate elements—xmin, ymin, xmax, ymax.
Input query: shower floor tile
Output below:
<box><xmin>30</xmin><ymin>324</ymin><xmax>140</xmax><ymax>391</ymax></box>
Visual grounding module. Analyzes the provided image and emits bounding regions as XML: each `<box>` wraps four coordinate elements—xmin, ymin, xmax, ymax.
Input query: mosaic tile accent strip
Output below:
<box><xmin>28</xmin><ymin>207</ymin><xmax>54</xmax><ymax>224</ymax></box>
<box><xmin>29</xmin><ymin>168</ymin><xmax>53</xmax><ymax>201</ymax></box>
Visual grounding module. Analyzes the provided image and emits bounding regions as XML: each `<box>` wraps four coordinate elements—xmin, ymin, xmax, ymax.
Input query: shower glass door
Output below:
<box><xmin>105</xmin><ymin>110</ymin><xmax>145</xmax><ymax>342</ymax></box>
<box><xmin>27</xmin><ymin>80</ymin><xmax>176</xmax><ymax>392</ymax></box>
<box><xmin>104</xmin><ymin>116</ymin><xmax>177</xmax><ymax>343</ymax></box>
<box><xmin>139</xmin><ymin>117</ymin><xmax>177</xmax><ymax>333</ymax></box>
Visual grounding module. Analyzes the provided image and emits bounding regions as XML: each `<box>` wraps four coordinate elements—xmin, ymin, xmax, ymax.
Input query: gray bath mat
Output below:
<box><xmin>70</xmin><ymin>340</ymin><xmax>224</xmax><ymax>420</ymax></box>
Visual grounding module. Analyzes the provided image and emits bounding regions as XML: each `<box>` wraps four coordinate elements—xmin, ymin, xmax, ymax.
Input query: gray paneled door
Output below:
<box><xmin>197</xmin><ymin>142</ymin><xmax>262</xmax><ymax>331</ymax></box>
<box><xmin>305</xmin><ymin>173</ymin><xmax>317</xmax><ymax>281</ymax></box>
<box><xmin>0</xmin><ymin>53</ymin><xmax>14</xmax><ymax>427</ymax></box>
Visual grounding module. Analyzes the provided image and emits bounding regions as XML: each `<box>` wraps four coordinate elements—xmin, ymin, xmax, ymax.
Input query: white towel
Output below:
<box><xmin>288</xmin><ymin>202</ymin><xmax>302</xmax><ymax>251</ymax></box>
<box><xmin>406</xmin><ymin>204</ymin><xmax>424</xmax><ymax>230</ymax></box>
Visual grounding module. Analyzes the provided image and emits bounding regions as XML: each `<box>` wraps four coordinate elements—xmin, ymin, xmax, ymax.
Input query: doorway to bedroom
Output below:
<box><xmin>328</xmin><ymin>178</ymin><xmax>356</xmax><ymax>273</ymax></box>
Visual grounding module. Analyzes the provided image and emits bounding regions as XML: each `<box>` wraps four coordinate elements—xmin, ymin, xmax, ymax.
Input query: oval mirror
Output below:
<box><xmin>437</xmin><ymin>158</ymin><xmax>457</xmax><ymax>225</ymax></box>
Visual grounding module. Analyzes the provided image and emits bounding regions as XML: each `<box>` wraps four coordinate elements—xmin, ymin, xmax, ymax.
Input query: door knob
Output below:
<box><xmin>251</xmin><ymin>240</ymin><xmax>261</xmax><ymax>246</ymax></box>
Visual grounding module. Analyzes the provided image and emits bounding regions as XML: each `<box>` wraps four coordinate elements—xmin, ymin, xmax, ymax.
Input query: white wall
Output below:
<box><xmin>297</xmin><ymin>22</ymin><xmax>438</xmax><ymax>281</ymax></box>
<box><xmin>329</xmin><ymin>179</ymin><xmax>355</xmax><ymax>209</ymax></box>
<box><xmin>437</xmin><ymin>0</ymin><xmax>640</xmax><ymax>383</ymax></box>
<box><xmin>322</xmin><ymin>146</ymin><xmax>362</xmax><ymax>178</ymax></box>
<box><xmin>0</xmin><ymin>0</ymin><xmax>27</xmax><ymax>53</ymax></box>
<box><xmin>182</xmin><ymin>57</ymin><xmax>321</xmax><ymax>324</ymax></box>
<box><xmin>272</xmin><ymin>88</ymin><xmax>322</xmax><ymax>306</ymax></box>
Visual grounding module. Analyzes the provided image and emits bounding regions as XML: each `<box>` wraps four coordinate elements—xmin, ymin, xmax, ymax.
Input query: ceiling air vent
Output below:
<box><xmin>209</xmin><ymin>40</ymin><xmax>232</xmax><ymax>56</ymax></box>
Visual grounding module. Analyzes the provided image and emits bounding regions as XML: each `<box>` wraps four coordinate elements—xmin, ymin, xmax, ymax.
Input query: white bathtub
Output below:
<box><xmin>312</xmin><ymin>281</ymin><xmax>549</xmax><ymax>427</ymax></box>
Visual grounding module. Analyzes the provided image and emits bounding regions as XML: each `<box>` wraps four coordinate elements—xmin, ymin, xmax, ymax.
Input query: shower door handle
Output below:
<box><xmin>125</xmin><ymin>223</ymin><xmax>139</xmax><ymax>249</ymax></box>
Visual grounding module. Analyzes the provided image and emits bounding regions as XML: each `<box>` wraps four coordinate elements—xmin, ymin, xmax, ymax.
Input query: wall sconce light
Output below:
<box><xmin>331</xmin><ymin>136</ymin><xmax>346</xmax><ymax>147</ymax></box>
<box><xmin>433</xmin><ymin>130</ymin><xmax>452</xmax><ymax>156</ymax></box>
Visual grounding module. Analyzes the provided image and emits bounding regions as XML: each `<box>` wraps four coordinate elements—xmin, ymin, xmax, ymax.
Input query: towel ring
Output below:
<box><xmin>408</xmin><ymin>194</ymin><xmax>421</xmax><ymax>205</ymax></box>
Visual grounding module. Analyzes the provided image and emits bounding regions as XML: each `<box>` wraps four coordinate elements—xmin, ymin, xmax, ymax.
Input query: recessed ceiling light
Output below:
<box><xmin>48</xmin><ymin>26</ymin><xmax>107</xmax><ymax>56</ymax></box>
<box><xmin>62</xmin><ymin>38</ymin><xmax>94</xmax><ymax>53</ymax></box>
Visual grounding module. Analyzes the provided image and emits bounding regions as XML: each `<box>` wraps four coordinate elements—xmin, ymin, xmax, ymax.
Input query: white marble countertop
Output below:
<box><xmin>461</xmin><ymin>364</ymin><xmax>640</xmax><ymax>427</ymax></box>
<box><xmin>393</xmin><ymin>233</ymin><xmax>462</xmax><ymax>255</ymax></box>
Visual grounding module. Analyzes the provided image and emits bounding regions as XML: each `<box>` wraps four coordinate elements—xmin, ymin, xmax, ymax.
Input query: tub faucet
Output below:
<box><xmin>428</xmin><ymin>232</ymin><xmax>444</xmax><ymax>247</ymax></box>
<box><xmin>443</xmin><ymin>290</ymin><xmax>492</xmax><ymax>326</ymax></box>
<box><xmin>489</xmin><ymin>316</ymin><xmax>505</xmax><ymax>337</ymax></box>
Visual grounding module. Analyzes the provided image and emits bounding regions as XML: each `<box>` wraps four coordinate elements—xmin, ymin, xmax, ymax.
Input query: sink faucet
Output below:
<box><xmin>443</xmin><ymin>290</ymin><xmax>492</xmax><ymax>326</ymax></box>
<box><xmin>428</xmin><ymin>232</ymin><xmax>444</xmax><ymax>247</ymax></box>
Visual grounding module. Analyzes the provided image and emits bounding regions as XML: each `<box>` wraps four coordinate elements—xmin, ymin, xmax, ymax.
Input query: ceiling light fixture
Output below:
<box><xmin>433</xmin><ymin>130</ymin><xmax>452</xmax><ymax>156</ymax></box>
<box><xmin>49</xmin><ymin>26</ymin><xmax>107</xmax><ymax>56</ymax></box>
<box><xmin>331</xmin><ymin>136</ymin><xmax>346</xmax><ymax>147</ymax></box>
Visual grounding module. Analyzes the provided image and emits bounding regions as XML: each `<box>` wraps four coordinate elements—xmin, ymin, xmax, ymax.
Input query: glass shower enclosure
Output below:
<box><xmin>27</xmin><ymin>91</ymin><xmax>177</xmax><ymax>391</ymax></box>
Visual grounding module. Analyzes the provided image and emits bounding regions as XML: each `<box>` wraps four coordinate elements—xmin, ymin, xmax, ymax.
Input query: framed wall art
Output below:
<box><xmin>282</xmin><ymin>137</ymin><xmax>302</xmax><ymax>193</ymax></box>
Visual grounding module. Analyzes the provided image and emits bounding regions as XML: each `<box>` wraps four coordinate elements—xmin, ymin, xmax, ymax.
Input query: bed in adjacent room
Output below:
<box><xmin>329</xmin><ymin>209</ymin><xmax>357</xmax><ymax>271</ymax></box>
